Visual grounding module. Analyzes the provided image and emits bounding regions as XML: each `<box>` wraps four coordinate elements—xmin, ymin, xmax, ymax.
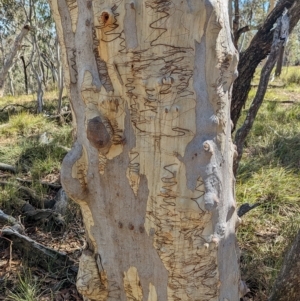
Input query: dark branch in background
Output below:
<box><xmin>232</xmin><ymin>0</ymin><xmax>252</xmax><ymax>48</ymax></box>
<box><xmin>233</xmin><ymin>0</ymin><xmax>240</xmax><ymax>47</ymax></box>
<box><xmin>233</xmin><ymin>11</ymin><xmax>290</xmax><ymax>175</ymax></box>
<box><xmin>0</xmin><ymin>163</ymin><xmax>16</xmax><ymax>173</ymax></box>
<box><xmin>237</xmin><ymin>202</ymin><xmax>261</xmax><ymax>217</ymax></box>
<box><xmin>235</xmin><ymin>25</ymin><xmax>250</xmax><ymax>46</ymax></box>
<box><xmin>20</xmin><ymin>55</ymin><xmax>29</xmax><ymax>94</ymax></box>
<box><xmin>231</xmin><ymin>0</ymin><xmax>300</xmax><ymax>131</ymax></box>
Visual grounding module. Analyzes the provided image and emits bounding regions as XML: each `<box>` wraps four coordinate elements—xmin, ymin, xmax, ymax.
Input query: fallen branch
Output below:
<box><xmin>16</xmin><ymin>177</ymin><xmax>62</xmax><ymax>190</ymax></box>
<box><xmin>0</xmin><ymin>103</ymin><xmax>34</xmax><ymax>112</ymax></box>
<box><xmin>1</xmin><ymin>198</ymin><xmax>64</xmax><ymax>228</ymax></box>
<box><xmin>47</xmin><ymin>111</ymin><xmax>71</xmax><ymax>119</ymax></box>
<box><xmin>0</xmin><ymin>163</ymin><xmax>16</xmax><ymax>174</ymax></box>
<box><xmin>24</xmin><ymin>208</ymin><xmax>65</xmax><ymax>227</ymax></box>
<box><xmin>0</xmin><ymin>174</ymin><xmax>12</xmax><ymax>179</ymax></box>
<box><xmin>0</xmin><ymin>227</ymin><xmax>77</xmax><ymax>276</ymax></box>
<box><xmin>0</xmin><ymin>210</ymin><xmax>24</xmax><ymax>233</ymax></box>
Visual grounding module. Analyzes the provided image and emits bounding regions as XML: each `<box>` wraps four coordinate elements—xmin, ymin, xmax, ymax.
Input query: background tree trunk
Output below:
<box><xmin>0</xmin><ymin>25</ymin><xmax>30</xmax><ymax>97</ymax></box>
<box><xmin>231</xmin><ymin>0</ymin><xmax>300</xmax><ymax>131</ymax></box>
<box><xmin>268</xmin><ymin>0</ymin><xmax>276</xmax><ymax>14</ymax></box>
<box><xmin>49</xmin><ymin>1</ymin><xmax>242</xmax><ymax>300</ymax></box>
<box><xmin>269</xmin><ymin>230</ymin><xmax>300</xmax><ymax>301</ymax></box>
<box><xmin>234</xmin><ymin>12</ymin><xmax>289</xmax><ymax>174</ymax></box>
<box><xmin>20</xmin><ymin>56</ymin><xmax>29</xmax><ymax>95</ymax></box>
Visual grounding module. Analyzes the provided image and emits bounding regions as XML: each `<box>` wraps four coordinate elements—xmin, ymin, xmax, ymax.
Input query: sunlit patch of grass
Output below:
<box><xmin>0</xmin><ymin>94</ymin><xmax>37</xmax><ymax>108</ymax></box>
<box><xmin>0</xmin><ymin>91</ymin><xmax>66</xmax><ymax>108</ymax></box>
<box><xmin>0</xmin><ymin>92</ymin><xmax>72</xmax><ymax>209</ymax></box>
<box><xmin>0</xmin><ymin>183</ymin><xmax>19</xmax><ymax>210</ymax></box>
<box><xmin>237</xmin><ymin>167</ymin><xmax>300</xmax><ymax>298</ymax></box>
<box><xmin>0</xmin><ymin>142</ymin><xmax>24</xmax><ymax>165</ymax></box>
<box><xmin>236</xmin><ymin>76</ymin><xmax>300</xmax><ymax>299</ymax></box>
<box><xmin>15</xmin><ymin>142</ymin><xmax>67</xmax><ymax>177</ymax></box>
<box><xmin>0</xmin><ymin>112</ymin><xmax>51</xmax><ymax>138</ymax></box>
<box><xmin>30</xmin><ymin>153</ymin><xmax>62</xmax><ymax>180</ymax></box>
<box><xmin>282</xmin><ymin>67</ymin><xmax>300</xmax><ymax>86</ymax></box>
<box><xmin>0</xmin><ymin>92</ymin><xmax>81</xmax><ymax>299</ymax></box>
<box><xmin>51</xmin><ymin>124</ymin><xmax>73</xmax><ymax>148</ymax></box>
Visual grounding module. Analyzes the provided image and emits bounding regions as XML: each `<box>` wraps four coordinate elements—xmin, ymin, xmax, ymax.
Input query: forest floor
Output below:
<box><xmin>0</xmin><ymin>67</ymin><xmax>300</xmax><ymax>300</ymax></box>
<box><xmin>0</xmin><ymin>92</ymin><xmax>84</xmax><ymax>300</ymax></box>
<box><xmin>236</xmin><ymin>66</ymin><xmax>300</xmax><ymax>300</ymax></box>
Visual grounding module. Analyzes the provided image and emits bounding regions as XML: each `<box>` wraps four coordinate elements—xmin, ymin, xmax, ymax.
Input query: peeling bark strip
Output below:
<box><xmin>49</xmin><ymin>0</ymin><xmax>241</xmax><ymax>300</ymax></box>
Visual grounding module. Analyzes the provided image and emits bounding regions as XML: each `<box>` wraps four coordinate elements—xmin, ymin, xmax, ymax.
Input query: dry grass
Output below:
<box><xmin>0</xmin><ymin>91</ymin><xmax>82</xmax><ymax>301</ymax></box>
<box><xmin>236</xmin><ymin>66</ymin><xmax>300</xmax><ymax>300</ymax></box>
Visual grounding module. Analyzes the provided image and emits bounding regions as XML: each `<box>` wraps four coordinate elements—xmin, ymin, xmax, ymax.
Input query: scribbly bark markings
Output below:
<box><xmin>50</xmin><ymin>0</ymin><xmax>241</xmax><ymax>300</ymax></box>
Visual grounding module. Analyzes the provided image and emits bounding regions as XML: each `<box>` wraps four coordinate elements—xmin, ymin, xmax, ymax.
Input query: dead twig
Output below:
<box><xmin>0</xmin><ymin>163</ymin><xmax>16</xmax><ymax>174</ymax></box>
<box><xmin>47</xmin><ymin>111</ymin><xmax>71</xmax><ymax>119</ymax></box>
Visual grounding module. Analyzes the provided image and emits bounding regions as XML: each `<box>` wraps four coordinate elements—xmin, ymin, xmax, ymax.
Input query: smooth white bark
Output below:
<box><xmin>49</xmin><ymin>1</ymin><xmax>242</xmax><ymax>300</ymax></box>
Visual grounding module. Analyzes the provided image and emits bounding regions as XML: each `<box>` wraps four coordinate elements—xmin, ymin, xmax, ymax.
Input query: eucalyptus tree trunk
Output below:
<box><xmin>30</xmin><ymin>32</ymin><xmax>44</xmax><ymax>113</ymax></box>
<box><xmin>0</xmin><ymin>25</ymin><xmax>30</xmax><ymax>97</ymax></box>
<box><xmin>49</xmin><ymin>1</ymin><xmax>242</xmax><ymax>300</ymax></box>
<box><xmin>55</xmin><ymin>39</ymin><xmax>64</xmax><ymax>114</ymax></box>
<box><xmin>268</xmin><ymin>0</ymin><xmax>276</xmax><ymax>14</ymax></box>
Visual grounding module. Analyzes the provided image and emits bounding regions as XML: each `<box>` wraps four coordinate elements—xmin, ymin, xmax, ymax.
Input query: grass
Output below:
<box><xmin>0</xmin><ymin>112</ymin><xmax>50</xmax><ymax>137</ymax></box>
<box><xmin>0</xmin><ymin>92</ymin><xmax>84</xmax><ymax>300</ymax></box>
<box><xmin>0</xmin><ymin>92</ymin><xmax>72</xmax><ymax>211</ymax></box>
<box><xmin>7</xmin><ymin>271</ymin><xmax>40</xmax><ymax>301</ymax></box>
<box><xmin>236</xmin><ymin>66</ymin><xmax>300</xmax><ymax>300</ymax></box>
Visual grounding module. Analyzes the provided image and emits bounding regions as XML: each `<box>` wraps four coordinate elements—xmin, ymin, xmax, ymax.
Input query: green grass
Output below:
<box><xmin>0</xmin><ymin>92</ymin><xmax>83</xmax><ymax>300</ymax></box>
<box><xmin>236</xmin><ymin>66</ymin><xmax>300</xmax><ymax>300</ymax></box>
<box><xmin>0</xmin><ymin>112</ymin><xmax>50</xmax><ymax>137</ymax></box>
<box><xmin>0</xmin><ymin>92</ymin><xmax>72</xmax><ymax>211</ymax></box>
<box><xmin>7</xmin><ymin>271</ymin><xmax>40</xmax><ymax>301</ymax></box>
